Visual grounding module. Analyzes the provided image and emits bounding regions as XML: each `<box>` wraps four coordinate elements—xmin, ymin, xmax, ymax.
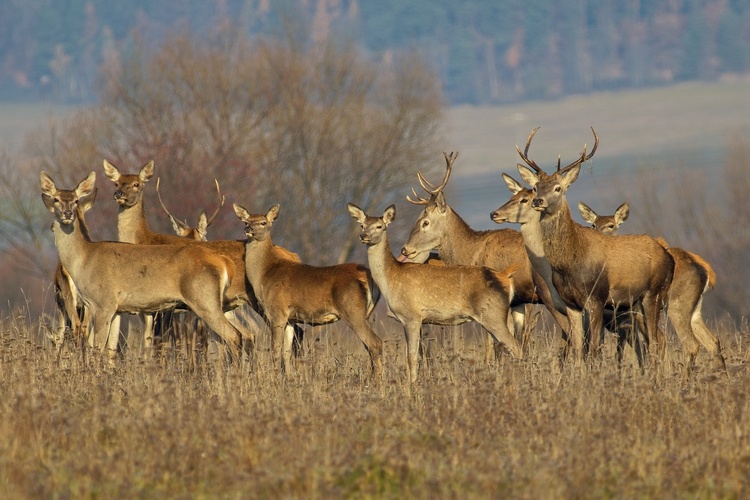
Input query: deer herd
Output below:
<box><xmin>40</xmin><ymin>127</ymin><xmax>726</xmax><ymax>383</ymax></box>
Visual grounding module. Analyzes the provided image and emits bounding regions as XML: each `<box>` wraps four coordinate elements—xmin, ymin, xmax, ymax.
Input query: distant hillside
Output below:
<box><xmin>1</xmin><ymin>0</ymin><xmax>749</xmax><ymax>105</ymax></box>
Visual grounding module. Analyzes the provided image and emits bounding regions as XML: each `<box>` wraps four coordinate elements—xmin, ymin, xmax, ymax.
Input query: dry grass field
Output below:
<box><xmin>2</xmin><ymin>80</ymin><xmax>750</xmax><ymax>497</ymax></box>
<box><xmin>1</xmin><ymin>308</ymin><xmax>748</xmax><ymax>498</ymax></box>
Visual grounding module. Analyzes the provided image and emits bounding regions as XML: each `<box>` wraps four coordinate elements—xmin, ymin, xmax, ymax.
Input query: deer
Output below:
<box><xmin>51</xmin><ymin>185</ymin><xmax>99</xmax><ymax>355</ymax></box>
<box><xmin>491</xmin><ymin>173</ymin><xmax>648</xmax><ymax>367</ymax></box>
<box><xmin>40</xmin><ymin>171</ymin><xmax>246</xmax><ymax>364</ymax></box>
<box><xmin>156</xmin><ymin>177</ymin><xmax>225</xmax><ymax>241</ymax></box>
<box><xmin>509</xmin><ymin>126</ymin><xmax>674</xmax><ymax>364</ymax></box>
<box><xmin>577</xmin><ymin>201</ymin><xmax>726</xmax><ymax>372</ymax></box>
<box><xmin>233</xmin><ymin>203</ymin><xmax>383</xmax><ymax>377</ymax></box>
<box><xmin>348</xmin><ymin>203</ymin><xmax>523</xmax><ymax>384</ymax></box>
<box><xmin>102</xmin><ymin>159</ymin><xmax>304</xmax><ymax>357</ymax></box>
<box><xmin>399</xmin><ymin>151</ymin><xmax>541</xmax><ymax>359</ymax></box>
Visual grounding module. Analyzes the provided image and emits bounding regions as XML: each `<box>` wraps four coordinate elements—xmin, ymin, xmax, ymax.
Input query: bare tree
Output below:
<box><xmin>0</xmin><ymin>22</ymin><xmax>444</xmax><ymax>315</ymax></box>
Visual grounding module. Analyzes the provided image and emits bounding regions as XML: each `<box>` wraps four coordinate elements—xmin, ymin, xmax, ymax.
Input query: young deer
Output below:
<box><xmin>491</xmin><ymin>174</ymin><xmax>647</xmax><ymax>367</ymax></box>
<box><xmin>233</xmin><ymin>203</ymin><xmax>383</xmax><ymax>376</ymax></box>
<box><xmin>348</xmin><ymin>203</ymin><xmax>522</xmax><ymax>384</ymax></box>
<box><xmin>102</xmin><ymin>160</ymin><xmax>303</xmax><ymax>355</ymax></box>
<box><xmin>578</xmin><ymin>201</ymin><xmax>726</xmax><ymax>372</ymax></box>
<box><xmin>514</xmin><ymin>127</ymin><xmax>674</xmax><ymax>363</ymax></box>
<box><xmin>40</xmin><ymin>171</ymin><xmax>245</xmax><ymax>363</ymax></box>
<box><xmin>399</xmin><ymin>151</ymin><xmax>541</xmax><ymax>358</ymax></box>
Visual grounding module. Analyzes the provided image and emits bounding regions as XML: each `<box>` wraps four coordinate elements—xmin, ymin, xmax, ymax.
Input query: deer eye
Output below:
<box><xmin>422</xmin><ymin>220</ymin><xmax>429</xmax><ymax>228</ymax></box>
<box><xmin>554</xmin><ymin>186</ymin><xmax>561</xmax><ymax>193</ymax></box>
<box><xmin>520</xmin><ymin>198</ymin><xmax>528</xmax><ymax>204</ymax></box>
<box><xmin>259</xmin><ymin>221</ymin><xmax>266</xmax><ymax>226</ymax></box>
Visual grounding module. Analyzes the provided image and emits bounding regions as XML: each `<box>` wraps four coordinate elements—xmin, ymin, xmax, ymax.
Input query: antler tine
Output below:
<box><xmin>560</xmin><ymin>127</ymin><xmax>599</xmax><ymax>172</ymax></box>
<box><xmin>406</xmin><ymin>187</ymin><xmax>431</xmax><ymax>205</ymax></box>
<box><xmin>205</xmin><ymin>179</ymin><xmax>226</xmax><ymax>227</ymax></box>
<box><xmin>556</xmin><ymin>155</ymin><xmax>561</xmax><ymax>171</ymax></box>
<box><xmin>415</xmin><ymin>150</ymin><xmax>457</xmax><ymax>196</ymax></box>
<box><xmin>516</xmin><ymin>126</ymin><xmax>543</xmax><ymax>173</ymax></box>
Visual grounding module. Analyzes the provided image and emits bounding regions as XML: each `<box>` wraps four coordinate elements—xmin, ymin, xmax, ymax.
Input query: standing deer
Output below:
<box><xmin>578</xmin><ymin>201</ymin><xmax>726</xmax><ymax>372</ymax></box>
<box><xmin>102</xmin><ymin>160</ymin><xmax>303</xmax><ymax>356</ymax></box>
<box><xmin>512</xmin><ymin>127</ymin><xmax>674</xmax><ymax>363</ymax></box>
<box><xmin>399</xmin><ymin>152</ymin><xmax>540</xmax><ymax>357</ymax></box>
<box><xmin>348</xmin><ymin>203</ymin><xmax>522</xmax><ymax>384</ymax></box>
<box><xmin>491</xmin><ymin>174</ymin><xmax>647</xmax><ymax>367</ymax></box>
<box><xmin>40</xmin><ymin>171</ymin><xmax>245</xmax><ymax>363</ymax></box>
<box><xmin>233</xmin><ymin>203</ymin><xmax>383</xmax><ymax>376</ymax></box>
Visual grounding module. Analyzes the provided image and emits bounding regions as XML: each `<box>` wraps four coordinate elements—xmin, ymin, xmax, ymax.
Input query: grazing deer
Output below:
<box><xmin>102</xmin><ymin>160</ymin><xmax>304</xmax><ymax>356</ymax></box>
<box><xmin>491</xmin><ymin>174</ymin><xmax>647</xmax><ymax>367</ymax></box>
<box><xmin>233</xmin><ymin>203</ymin><xmax>383</xmax><ymax>376</ymax></box>
<box><xmin>399</xmin><ymin>152</ymin><xmax>540</xmax><ymax>357</ymax></box>
<box><xmin>578</xmin><ymin>201</ymin><xmax>726</xmax><ymax>372</ymax></box>
<box><xmin>348</xmin><ymin>203</ymin><xmax>522</xmax><ymax>384</ymax></box>
<box><xmin>513</xmin><ymin>127</ymin><xmax>674</xmax><ymax>363</ymax></box>
<box><xmin>40</xmin><ymin>171</ymin><xmax>245</xmax><ymax>363</ymax></box>
<box><xmin>156</xmin><ymin>177</ymin><xmax>225</xmax><ymax>241</ymax></box>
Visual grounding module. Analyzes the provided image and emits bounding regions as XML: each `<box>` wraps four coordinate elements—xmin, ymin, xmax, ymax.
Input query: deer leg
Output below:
<box><xmin>642</xmin><ymin>294</ymin><xmax>666</xmax><ymax>363</ymax></box>
<box><xmin>344</xmin><ymin>312</ymin><xmax>384</xmax><ymax>379</ymax></box>
<box><xmin>584</xmin><ymin>302</ymin><xmax>605</xmax><ymax>360</ymax></box>
<box><xmin>403</xmin><ymin>320</ymin><xmax>422</xmax><ymax>384</ymax></box>
<box><xmin>666</xmin><ymin>299</ymin><xmax>699</xmax><ymax>375</ymax></box>
<box><xmin>564</xmin><ymin>308</ymin><xmax>585</xmax><ymax>364</ymax></box>
<box><xmin>281</xmin><ymin>322</ymin><xmax>296</xmax><ymax>374</ymax></box>
<box><xmin>690</xmin><ymin>301</ymin><xmax>726</xmax><ymax>372</ymax></box>
<box><xmin>482</xmin><ymin>310</ymin><xmax>523</xmax><ymax>360</ymax></box>
<box><xmin>291</xmin><ymin>323</ymin><xmax>305</xmax><ymax>358</ymax></box>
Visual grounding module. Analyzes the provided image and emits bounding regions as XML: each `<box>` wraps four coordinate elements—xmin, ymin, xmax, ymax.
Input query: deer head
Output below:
<box><xmin>157</xmin><ymin>178</ymin><xmax>225</xmax><ymax>241</ymax></box>
<box><xmin>102</xmin><ymin>160</ymin><xmax>155</xmax><ymax>208</ymax></box>
<box><xmin>514</xmin><ymin>127</ymin><xmax>598</xmax><ymax>217</ymax></box>
<box><xmin>578</xmin><ymin>201</ymin><xmax>630</xmax><ymax>235</ymax></box>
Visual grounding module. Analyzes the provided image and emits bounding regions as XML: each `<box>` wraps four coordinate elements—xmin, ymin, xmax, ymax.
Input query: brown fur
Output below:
<box><xmin>349</xmin><ymin>203</ymin><xmax>522</xmax><ymax>384</ymax></box>
<box><xmin>579</xmin><ymin>202</ymin><xmax>725</xmax><ymax>371</ymax></box>
<box><xmin>234</xmin><ymin>203</ymin><xmax>383</xmax><ymax>377</ymax></box>
<box><xmin>41</xmin><ymin>172</ymin><xmax>245</xmax><ymax>362</ymax></box>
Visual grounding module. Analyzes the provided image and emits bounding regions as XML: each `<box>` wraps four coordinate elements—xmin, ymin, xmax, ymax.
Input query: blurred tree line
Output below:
<box><xmin>1</xmin><ymin>0</ymin><xmax>749</xmax><ymax>105</ymax></box>
<box><xmin>0</xmin><ymin>18</ymin><xmax>444</xmax><ymax>315</ymax></box>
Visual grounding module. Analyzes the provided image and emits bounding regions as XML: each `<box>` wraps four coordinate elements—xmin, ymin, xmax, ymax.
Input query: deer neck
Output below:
<box><xmin>52</xmin><ymin>213</ymin><xmax>93</xmax><ymax>280</ymax></box>
<box><xmin>117</xmin><ymin>200</ymin><xmax>152</xmax><ymax>244</ymax></box>
<box><xmin>538</xmin><ymin>200</ymin><xmax>586</xmax><ymax>271</ymax></box>
<box><xmin>366</xmin><ymin>231</ymin><xmax>399</xmax><ymax>293</ymax></box>
<box><xmin>438</xmin><ymin>208</ymin><xmax>481</xmax><ymax>264</ymax></box>
<box><xmin>243</xmin><ymin>235</ymin><xmax>276</xmax><ymax>290</ymax></box>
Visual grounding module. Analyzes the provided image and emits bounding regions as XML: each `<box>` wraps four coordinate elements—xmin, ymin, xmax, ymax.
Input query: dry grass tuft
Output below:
<box><xmin>0</xmin><ymin>308</ymin><xmax>748</xmax><ymax>498</ymax></box>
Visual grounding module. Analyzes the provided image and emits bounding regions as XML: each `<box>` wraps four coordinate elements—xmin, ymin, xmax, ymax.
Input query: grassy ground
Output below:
<box><xmin>1</xmin><ymin>307</ymin><xmax>748</xmax><ymax>498</ymax></box>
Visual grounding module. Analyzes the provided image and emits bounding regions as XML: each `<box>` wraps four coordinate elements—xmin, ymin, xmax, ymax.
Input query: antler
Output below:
<box><xmin>516</xmin><ymin>127</ymin><xmax>543</xmax><ymax>173</ymax></box>
<box><xmin>406</xmin><ymin>151</ymin><xmax>458</xmax><ymax>205</ymax></box>
<box><xmin>155</xmin><ymin>177</ymin><xmax>190</xmax><ymax>234</ymax></box>
<box><xmin>205</xmin><ymin>179</ymin><xmax>226</xmax><ymax>227</ymax></box>
<box><xmin>558</xmin><ymin>127</ymin><xmax>599</xmax><ymax>172</ymax></box>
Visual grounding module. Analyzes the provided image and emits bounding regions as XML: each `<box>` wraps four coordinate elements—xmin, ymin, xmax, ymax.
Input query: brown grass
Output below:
<box><xmin>1</xmin><ymin>306</ymin><xmax>748</xmax><ymax>498</ymax></box>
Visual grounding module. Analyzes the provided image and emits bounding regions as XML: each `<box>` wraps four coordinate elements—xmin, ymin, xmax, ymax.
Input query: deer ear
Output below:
<box><xmin>139</xmin><ymin>160</ymin><xmax>155</xmax><ymax>182</ymax></box>
<box><xmin>434</xmin><ymin>191</ymin><xmax>447</xmax><ymax>214</ymax></box>
<box><xmin>79</xmin><ymin>187</ymin><xmax>98</xmax><ymax>213</ymax></box>
<box><xmin>502</xmin><ymin>173</ymin><xmax>524</xmax><ymax>195</ymax></box>
<box><xmin>233</xmin><ymin>203</ymin><xmax>250</xmax><ymax>221</ymax></box>
<box><xmin>382</xmin><ymin>204</ymin><xmax>396</xmax><ymax>225</ymax></box>
<box><xmin>40</xmin><ymin>171</ymin><xmax>58</xmax><ymax>197</ymax></box>
<box><xmin>169</xmin><ymin>216</ymin><xmax>191</xmax><ymax>238</ymax></box>
<box><xmin>196</xmin><ymin>211</ymin><xmax>209</xmax><ymax>236</ymax></box>
<box><xmin>266</xmin><ymin>204</ymin><xmax>280</xmax><ymax>223</ymax></box>
<box><xmin>102</xmin><ymin>160</ymin><xmax>121</xmax><ymax>182</ymax></box>
<box><xmin>615</xmin><ymin>202</ymin><xmax>630</xmax><ymax>225</ymax></box>
<box><xmin>347</xmin><ymin>203</ymin><xmax>366</xmax><ymax>223</ymax></box>
<box><xmin>75</xmin><ymin>172</ymin><xmax>97</xmax><ymax>199</ymax></box>
<box><xmin>560</xmin><ymin>163</ymin><xmax>581</xmax><ymax>188</ymax></box>
<box><xmin>577</xmin><ymin>201</ymin><xmax>597</xmax><ymax>224</ymax></box>
<box><xmin>517</xmin><ymin>164</ymin><xmax>539</xmax><ymax>187</ymax></box>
